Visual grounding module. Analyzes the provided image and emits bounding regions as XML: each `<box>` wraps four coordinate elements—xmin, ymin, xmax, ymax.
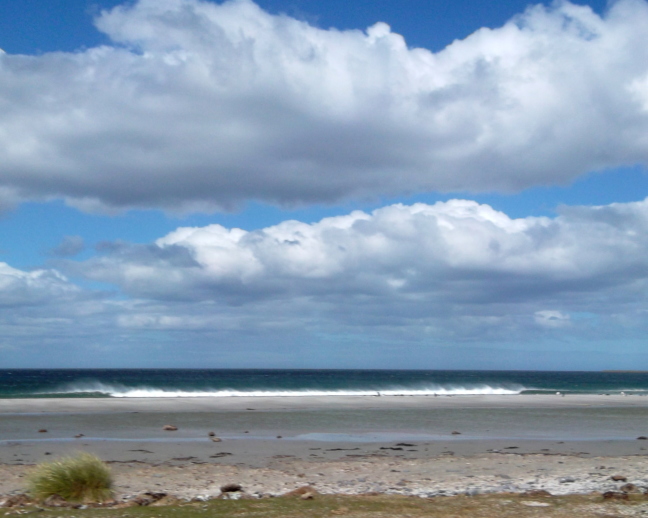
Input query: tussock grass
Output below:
<box><xmin>27</xmin><ymin>452</ymin><xmax>113</xmax><ymax>503</ymax></box>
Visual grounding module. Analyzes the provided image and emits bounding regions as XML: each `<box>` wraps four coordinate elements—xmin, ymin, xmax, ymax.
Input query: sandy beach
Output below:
<box><xmin>2</xmin><ymin>394</ymin><xmax>648</xmax><ymax>501</ymax></box>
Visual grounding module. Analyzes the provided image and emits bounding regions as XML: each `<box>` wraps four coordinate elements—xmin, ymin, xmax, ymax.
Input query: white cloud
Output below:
<box><xmin>6</xmin><ymin>198</ymin><xmax>648</xmax><ymax>367</ymax></box>
<box><xmin>0</xmin><ymin>262</ymin><xmax>80</xmax><ymax>307</ymax></box>
<box><xmin>1</xmin><ymin>0</ymin><xmax>648</xmax><ymax>211</ymax></box>
<box><xmin>534</xmin><ymin>310</ymin><xmax>571</xmax><ymax>328</ymax></box>
<box><xmin>73</xmin><ymin>198</ymin><xmax>648</xmax><ymax>339</ymax></box>
<box><xmin>0</xmin><ymin>261</ymin><xmax>132</xmax><ymax>366</ymax></box>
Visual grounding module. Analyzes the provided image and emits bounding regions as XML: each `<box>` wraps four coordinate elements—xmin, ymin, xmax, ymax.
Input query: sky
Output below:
<box><xmin>1</xmin><ymin>0</ymin><xmax>648</xmax><ymax>370</ymax></box>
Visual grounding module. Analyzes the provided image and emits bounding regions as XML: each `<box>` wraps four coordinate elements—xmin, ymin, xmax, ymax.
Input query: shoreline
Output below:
<box><xmin>2</xmin><ymin>394</ymin><xmax>648</xmax><ymax>453</ymax></box>
<box><xmin>1</xmin><ymin>393</ymin><xmax>647</xmax><ymax>413</ymax></box>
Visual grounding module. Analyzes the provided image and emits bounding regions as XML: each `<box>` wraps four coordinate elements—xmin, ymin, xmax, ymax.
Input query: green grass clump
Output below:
<box><xmin>27</xmin><ymin>452</ymin><xmax>113</xmax><ymax>503</ymax></box>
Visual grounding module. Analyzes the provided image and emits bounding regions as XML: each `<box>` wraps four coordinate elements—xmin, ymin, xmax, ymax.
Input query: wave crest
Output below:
<box><xmin>44</xmin><ymin>381</ymin><xmax>525</xmax><ymax>398</ymax></box>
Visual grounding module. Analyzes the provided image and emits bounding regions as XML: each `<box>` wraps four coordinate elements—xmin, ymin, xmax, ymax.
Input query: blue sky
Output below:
<box><xmin>1</xmin><ymin>0</ymin><xmax>648</xmax><ymax>369</ymax></box>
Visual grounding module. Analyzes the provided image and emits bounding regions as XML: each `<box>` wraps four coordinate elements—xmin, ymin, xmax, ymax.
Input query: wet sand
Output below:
<box><xmin>1</xmin><ymin>395</ymin><xmax>648</xmax><ymax>500</ymax></box>
<box><xmin>1</xmin><ymin>393</ymin><xmax>646</xmax><ymax>413</ymax></box>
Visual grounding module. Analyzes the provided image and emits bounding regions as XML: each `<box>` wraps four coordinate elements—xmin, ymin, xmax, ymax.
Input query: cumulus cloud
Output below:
<box><xmin>1</xmin><ymin>0</ymin><xmax>648</xmax><ymax>211</ymax></box>
<box><xmin>0</xmin><ymin>262</ymin><xmax>81</xmax><ymax>307</ymax></box>
<box><xmin>71</xmin><ymin>198</ymin><xmax>648</xmax><ymax>342</ymax></box>
<box><xmin>7</xmin><ymin>198</ymin><xmax>648</xmax><ymax>367</ymax></box>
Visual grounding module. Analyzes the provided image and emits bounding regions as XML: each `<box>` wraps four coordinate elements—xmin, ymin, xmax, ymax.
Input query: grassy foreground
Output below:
<box><xmin>27</xmin><ymin>453</ymin><xmax>113</xmax><ymax>503</ymax></box>
<box><xmin>2</xmin><ymin>493</ymin><xmax>648</xmax><ymax>518</ymax></box>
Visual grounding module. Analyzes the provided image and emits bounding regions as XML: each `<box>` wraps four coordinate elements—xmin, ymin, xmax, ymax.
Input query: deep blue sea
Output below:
<box><xmin>1</xmin><ymin>369</ymin><xmax>648</xmax><ymax>398</ymax></box>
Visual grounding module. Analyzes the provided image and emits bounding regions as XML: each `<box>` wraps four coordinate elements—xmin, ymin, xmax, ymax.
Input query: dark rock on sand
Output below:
<box><xmin>162</xmin><ymin>425</ymin><xmax>178</xmax><ymax>431</ymax></box>
<box><xmin>0</xmin><ymin>494</ymin><xmax>32</xmax><ymax>508</ymax></box>
<box><xmin>38</xmin><ymin>429</ymin><xmax>47</xmax><ymax>433</ymax></box>
<box><xmin>132</xmin><ymin>492</ymin><xmax>168</xmax><ymax>506</ymax></box>
<box><xmin>220</xmin><ymin>483</ymin><xmax>242</xmax><ymax>493</ymax></box>
<box><xmin>620</xmin><ymin>483</ymin><xmax>639</xmax><ymax>493</ymax></box>
<box><xmin>637</xmin><ymin>436</ymin><xmax>648</xmax><ymax>440</ymax></box>
<box><xmin>611</xmin><ymin>475</ymin><xmax>627</xmax><ymax>482</ymax></box>
<box><xmin>451</xmin><ymin>431</ymin><xmax>461</xmax><ymax>435</ymax></box>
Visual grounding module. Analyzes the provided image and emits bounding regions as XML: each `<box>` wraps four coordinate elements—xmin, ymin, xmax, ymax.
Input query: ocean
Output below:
<box><xmin>1</xmin><ymin>369</ymin><xmax>648</xmax><ymax>398</ymax></box>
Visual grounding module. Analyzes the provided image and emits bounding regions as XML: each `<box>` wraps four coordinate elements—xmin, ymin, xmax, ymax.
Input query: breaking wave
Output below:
<box><xmin>42</xmin><ymin>381</ymin><xmax>526</xmax><ymax>398</ymax></box>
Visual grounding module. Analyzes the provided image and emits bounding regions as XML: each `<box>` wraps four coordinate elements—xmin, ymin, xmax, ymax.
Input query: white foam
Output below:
<box><xmin>46</xmin><ymin>382</ymin><xmax>525</xmax><ymax>398</ymax></box>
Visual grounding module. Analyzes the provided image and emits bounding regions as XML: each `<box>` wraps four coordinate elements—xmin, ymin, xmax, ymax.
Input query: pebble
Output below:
<box><xmin>1</xmin><ymin>449</ymin><xmax>647</xmax><ymax>501</ymax></box>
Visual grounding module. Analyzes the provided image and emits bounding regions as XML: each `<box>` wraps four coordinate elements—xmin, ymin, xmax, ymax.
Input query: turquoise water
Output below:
<box><xmin>1</xmin><ymin>369</ymin><xmax>648</xmax><ymax>398</ymax></box>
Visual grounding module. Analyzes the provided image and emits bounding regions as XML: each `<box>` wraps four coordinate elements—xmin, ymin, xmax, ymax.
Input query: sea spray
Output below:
<box><xmin>52</xmin><ymin>384</ymin><xmax>525</xmax><ymax>398</ymax></box>
<box><xmin>2</xmin><ymin>369</ymin><xmax>648</xmax><ymax>398</ymax></box>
